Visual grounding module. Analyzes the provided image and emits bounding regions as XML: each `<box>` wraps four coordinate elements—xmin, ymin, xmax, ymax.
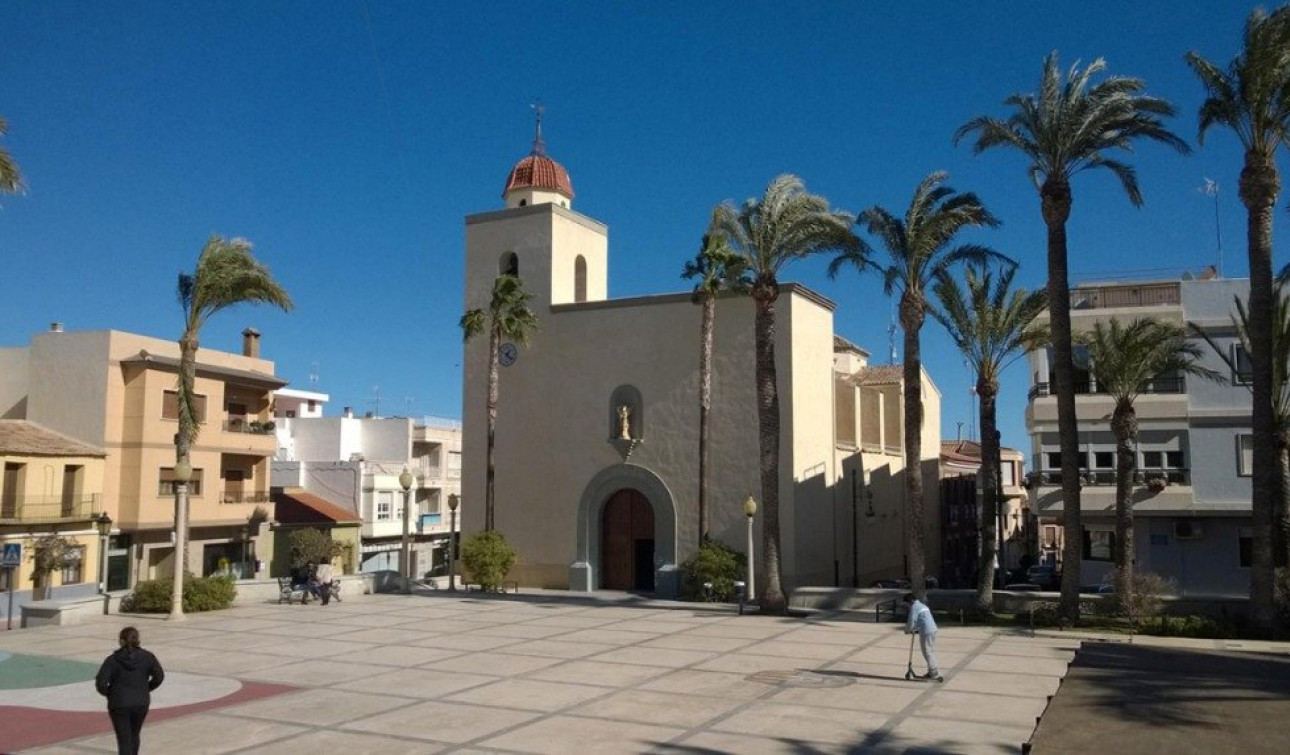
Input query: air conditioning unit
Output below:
<box><xmin>1174</xmin><ymin>521</ymin><xmax>1203</xmax><ymax>539</ymax></box>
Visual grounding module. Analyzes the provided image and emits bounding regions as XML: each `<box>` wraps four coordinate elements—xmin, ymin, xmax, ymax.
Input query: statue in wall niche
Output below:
<box><xmin>618</xmin><ymin>404</ymin><xmax>632</xmax><ymax>440</ymax></box>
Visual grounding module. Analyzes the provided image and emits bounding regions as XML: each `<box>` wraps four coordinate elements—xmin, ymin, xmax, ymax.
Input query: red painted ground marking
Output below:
<box><xmin>0</xmin><ymin>680</ymin><xmax>298</xmax><ymax>752</ymax></box>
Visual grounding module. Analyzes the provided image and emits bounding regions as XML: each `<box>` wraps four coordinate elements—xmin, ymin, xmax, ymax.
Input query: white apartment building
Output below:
<box><xmin>272</xmin><ymin>400</ymin><xmax>462</xmax><ymax>578</ymax></box>
<box><xmin>1026</xmin><ymin>273</ymin><xmax>1253</xmax><ymax>595</ymax></box>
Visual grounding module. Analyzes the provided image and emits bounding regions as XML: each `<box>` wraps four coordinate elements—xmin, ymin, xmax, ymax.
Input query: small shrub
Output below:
<box><xmin>1141</xmin><ymin>614</ymin><xmax>1236</xmax><ymax>639</ymax></box>
<box><xmin>121</xmin><ymin>573</ymin><xmax>237</xmax><ymax>613</ymax></box>
<box><xmin>1112</xmin><ymin>569</ymin><xmax>1173</xmax><ymax>624</ymax></box>
<box><xmin>461</xmin><ymin>531</ymin><xmax>517</xmax><ymax>591</ymax></box>
<box><xmin>1015</xmin><ymin>601</ymin><xmax>1063</xmax><ymax>627</ymax></box>
<box><xmin>681</xmin><ymin>539</ymin><xmax>746</xmax><ymax>601</ymax></box>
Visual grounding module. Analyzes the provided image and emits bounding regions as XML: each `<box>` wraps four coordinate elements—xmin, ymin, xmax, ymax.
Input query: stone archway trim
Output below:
<box><xmin>569</xmin><ymin>463</ymin><xmax>678</xmax><ymax>598</ymax></box>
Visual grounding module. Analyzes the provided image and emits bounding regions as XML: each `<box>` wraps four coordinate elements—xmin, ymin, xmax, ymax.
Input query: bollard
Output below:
<box><xmin>734</xmin><ymin>580</ymin><xmax>746</xmax><ymax>616</ymax></box>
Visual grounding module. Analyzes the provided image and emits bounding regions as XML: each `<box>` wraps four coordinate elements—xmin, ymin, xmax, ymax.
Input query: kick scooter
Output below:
<box><xmin>903</xmin><ymin>632</ymin><xmax>944</xmax><ymax>683</ymax></box>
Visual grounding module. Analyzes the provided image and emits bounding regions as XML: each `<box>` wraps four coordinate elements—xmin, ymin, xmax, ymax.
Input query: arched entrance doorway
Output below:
<box><xmin>601</xmin><ymin>488</ymin><xmax>655</xmax><ymax>591</ymax></box>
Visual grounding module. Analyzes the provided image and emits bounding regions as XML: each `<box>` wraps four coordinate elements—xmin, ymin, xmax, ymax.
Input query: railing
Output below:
<box><xmin>223</xmin><ymin>418</ymin><xmax>276</xmax><ymax>435</ymax></box>
<box><xmin>1071</xmin><ymin>283</ymin><xmax>1180</xmax><ymax>310</ymax></box>
<box><xmin>219</xmin><ymin>490</ymin><xmax>272</xmax><ymax>504</ymax></box>
<box><xmin>1030</xmin><ymin>468</ymin><xmax>1191</xmax><ymax>487</ymax></box>
<box><xmin>0</xmin><ymin>494</ymin><xmax>99</xmax><ymax>523</ymax></box>
<box><xmin>1028</xmin><ymin>377</ymin><xmax>1186</xmax><ymax>401</ymax></box>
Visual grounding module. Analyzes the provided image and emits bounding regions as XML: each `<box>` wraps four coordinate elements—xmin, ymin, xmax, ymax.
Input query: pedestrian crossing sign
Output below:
<box><xmin>1</xmin><ymin>542</ymin><xmax>21</xmax><ymax>568</ymax></box>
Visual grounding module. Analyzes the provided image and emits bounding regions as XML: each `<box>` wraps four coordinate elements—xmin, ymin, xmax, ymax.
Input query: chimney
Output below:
<box><xmin>242</xmin><ymin>327</ymin><xmax>260</xmax><ymax>358</ymax></box>
<box><xmin>343</xmin><ymin>406</ymin><xmax>354</xmax><ymax>418</ymax></box>
<box><xmin>49</xmin><ymin>322</ymin><xmax>63</xmax><ymax>333</ymax></box>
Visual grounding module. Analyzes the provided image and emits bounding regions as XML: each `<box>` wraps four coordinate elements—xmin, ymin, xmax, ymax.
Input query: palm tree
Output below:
<box><xmin>175</xmin><ymin>235</ymin><xmax>292</xmax><ymax>616</ymax></box>
<box><xmin>1193</xmin><ymin>288</ymin><xmax>1290</xmax><ymax>569</ymax></box>
<box><xmin>931</xmin><ymin>262</ymin><xmax>1047</xmax><ymax>611</ymax></box>
<box><xmin>710</xmin><ymin>175</ymin><xmax>860</xmax><ymax>613</ymax></box>
<box><xmin>682</xmin><ymin>233</ymin><xmax>748</xmax><ymax>545</ymax></box>
<box><xmin>955</xmin><ymin>53</ymin><xmax>1189</xmax><ymax>620</ymax></box>
<box><xmin>0</xmin><ymin>115</ymin><xmax>23</xmax><ymax>199</ymax></box>
<box><xmin>831</xmin><ymin>171</ymin><xmax>1003</xmax><ymax>598</ymax></box>
<box><xmin>1079</xmin><ymin>319</ymin><xmax>1217</xmax><ymax>587</ymax></box>
<box><xmin>1186</xmin><ymin>5</ymin><xmax>1290</xmax><ymax>632</ymax></box>
<box><xmin>460</xmin><ymin>273</ymin><xmax>539</xmax><ymax>532</ymax></box>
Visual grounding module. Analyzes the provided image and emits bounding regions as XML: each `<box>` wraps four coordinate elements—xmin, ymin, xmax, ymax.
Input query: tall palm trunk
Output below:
<box><xmin>698</xmin><ymin>291</ymin><xmax>715</xmax><ymax>545</ymax></box>
<box><xmin>900</xmin><ymin>291</ymin><xmax>926</xmax><ymax>597</ymax></box>
<box><xmin>1041</xmin><ymin>178</ymin><xmax>1083</xmax><ymax>622</ymax></box>
<box><xmin>1279</xmin><ymin>437</ymin><xmax>1290</xmax><ymax>568</ymax></box>
<box><xmin>485</xmin><ymin>326</ymin><xmax>500</xmax><ymax>532</ymax></box>
<box><xmin>753</xmin><ymin>280</ymin><xmax>786</xmax><ymax>613</ymax></box>
<box><xmin>976</xmin><ymin>380</ymin><xmax>999</xmax><ymax>611</ymax></box>
<box><xmin>1112</xmin><ymin>400</ymin><xmax>1138</xmax><ymax>585</ymax></box>
<box><xmin>1241</xmin><ymin>153</ymin><xmax>1279</xmax><ymax>630</ymax></box>
<box><xmin>177</xmin><ymin>334</ymin><xmax>198</xmax><ymax>463</ymax></box>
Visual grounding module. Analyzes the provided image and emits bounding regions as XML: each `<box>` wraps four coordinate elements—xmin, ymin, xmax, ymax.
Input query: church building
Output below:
<box><xmin>459</xmin><ymin>126</ymin><xmax>943</xmax><ymax>597</ymax></box>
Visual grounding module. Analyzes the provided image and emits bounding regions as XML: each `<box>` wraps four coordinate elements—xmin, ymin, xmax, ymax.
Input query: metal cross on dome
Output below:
<box><xmin>530</xmin><ymin>101</ymin><xmax>546</xmax><ymax>156</ymax></box>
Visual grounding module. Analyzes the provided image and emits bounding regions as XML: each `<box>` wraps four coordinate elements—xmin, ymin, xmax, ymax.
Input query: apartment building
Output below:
<box><xmin>1026</xmin><ymin>273</ymin><xmax>1252</xmax><ymax>595</ymax></box>
<box><xmin>938</xmin><ymin>439</ymin><xmax>1032</xmax><ymax>588</ymax></box>
<box><xmin>272</xmin><ymin>403</ymin><xmax>462</xmax><ymax>578</ymax></box>
<box><xmin>0</xmin><ymin>325</ymin><xmax>283</xmax><ymax>587</ymax></box>
<box><xmin>0</xmin><ymin>420</ymin><xmax>107</xmax><ymax>616</ymax></box>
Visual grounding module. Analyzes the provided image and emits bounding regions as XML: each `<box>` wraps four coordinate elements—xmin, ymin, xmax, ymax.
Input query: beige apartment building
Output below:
<box><xmin>460</xmin><ymin>136</ymin><xmax>943</xmax><ymax>597</ymax></box>
<box><xmin>0</xmin><ymin>325</ymin><xmax>283</xmax><ymax>589</ymax></box>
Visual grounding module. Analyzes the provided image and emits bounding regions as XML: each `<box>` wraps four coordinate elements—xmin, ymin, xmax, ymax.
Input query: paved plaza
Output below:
<box><xmin>0</xmin><ymin>590</ymin><xmax>1083</xmax><ymax>754</ymax></box>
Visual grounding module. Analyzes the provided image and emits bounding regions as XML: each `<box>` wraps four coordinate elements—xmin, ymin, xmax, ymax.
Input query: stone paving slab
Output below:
<box><xmin>6</xmin><ymin>589</ymin><xmax>1286</xmax><ymax>754</ymax></box>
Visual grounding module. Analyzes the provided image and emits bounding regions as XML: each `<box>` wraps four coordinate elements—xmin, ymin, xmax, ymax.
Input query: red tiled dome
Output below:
<box><xmin>502</xmin><ymin>153</ymin><xmax>575</xmax><ymax>200</ymax></box>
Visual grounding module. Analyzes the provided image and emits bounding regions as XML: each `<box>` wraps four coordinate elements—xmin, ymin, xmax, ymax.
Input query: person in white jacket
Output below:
<box><xmin>903</xmin><ymin>593</ymin><xmax>940</xmax><ymax>678</ymax></box>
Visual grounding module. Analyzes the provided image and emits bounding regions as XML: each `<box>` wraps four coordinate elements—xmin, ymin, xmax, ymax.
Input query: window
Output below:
<box><xmin>1238</xmin><ymin>434</ymin><xmax>1253</xmax><ymax>477</ymax></box>
<box><xmin>1233</xmin><ymin>344</ymin><xmax>1253</xmax><ymax>385</ymax></box>
<box><xmin>158</xmin><ymin>467</ymin><xmax>203</xmax><ymax>496</ymax></box>
<box><xmin>376</xmin><ymin>492</ymin><xmax>393</xmax><ymax>522</ymax></box>
<box><xmin>162</xmin><ymin>390</ymin><xmax>207</xmax><ymax>423</ymax></box>
<box><xmin>1042</xmin><ymin>526</ymin><xmax>1058</xmax><ymax>549</ymax></box>
<box><xmin>1166</xmin><ymin>451</ymin><xmax>1184</xmax><ymax>469</ymax></box>
<box><xmin>1094</xmin><ymin>451</ymin><xmax>1114</xmax><ymax>469</ymax></box>
<box><xmin>61</xmin><ymin>546</ymin><xmax>85</xmax><ymax>584</ymax></box>
<box><xmin>499</xmin><ymin>252</ymin><xmax>519</xmax><ymax>277</ymax></box>
<box><xmin>1239</xmin><ymin>527</ymin><xmax>1253</xmax><ymax>568</ymax></box>
<box><xmin>574</xmin><ymin>255</ymin><xmax>587</xmax><ymax>303</ymax></box>
<box><xmin>1045</xmin><ymin>452</ymin><xmax>1061</xmax><ymax>470</ymax></box>
<box><xmin>1083</xmin><ymin>528</ymin><xmax>1115</xmax><ymax>561</ymax></box>
<box><xmin>1142</xmin><ymin>451</ymin><xmax>1163</xmax><ymax>469</ymax></box>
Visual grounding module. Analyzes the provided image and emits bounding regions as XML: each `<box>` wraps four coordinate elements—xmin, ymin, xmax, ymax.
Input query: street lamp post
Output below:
<box><xmin>399</xmin><ymin>468</ymin><xmax>414</xmax><ymax>594</ymax></box>
<box><xmin>95</xmin><ymin>512</ymin><xmax>112</xmax><ymax>616</ymax></box>
<box><xmin>447</xmin><ymin>494</ymin><xmax>459</xmax><ymax>592</ymax></box>
<box><xmin>743</xmin><ymin>496</ymin><xmax>757</xmax><ymax>601</ymax></box>
<box><xmin>168</xmin><ymin>457</ymin><xmax>192</xmax><ymax>621</ymax></box>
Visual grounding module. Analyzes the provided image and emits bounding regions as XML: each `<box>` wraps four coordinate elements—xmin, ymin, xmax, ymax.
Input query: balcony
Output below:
<box><xmin>1029</xmin><ymin>468</ymin><xmax>1191</xmax><ymax>487</ymax></box>
<box><xmin>1070</xmin><ymin>282</ymin><xmax>1180</xmax><ymax>310</ymax></box>
<box><xmin>1028</xmin><ymin>377</ymin><xmax>1186</xmax><ymax>401</ymax></box>
<box><xmin>0</xmin><ymin>494</ymin><xmax>99</xmax><ymax>524</ymax></box>
<box><xmin>223</xmin><ymin>418</ymin><xmax>277</xmax><ymax>435</ymax></box>
<box><xmin>219</xmin><ymin>490</ymin><xmax>272</xmax><ymax>504</ymax></box>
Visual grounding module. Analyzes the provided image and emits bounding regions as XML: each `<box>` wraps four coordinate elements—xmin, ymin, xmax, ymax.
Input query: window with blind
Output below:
<box><xmin>158</xmin><ymin>467</ymin><xmax>203</xmax><ymax>496</ymax></box>
<box><xmin>162</xmin><ymin>390</ymin><xmax>207</xmax><ymax>423</ymax></box>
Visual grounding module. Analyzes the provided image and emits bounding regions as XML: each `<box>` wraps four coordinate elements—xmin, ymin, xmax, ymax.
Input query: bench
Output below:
<box><xmin>875</xmin><ymin>598</ymin><xmax>906</xmax><ymax>623</ymax></box>
<box><xmin>277</xmin><ymin>577</ymin><xmax>307</xmax><ymax>605</ymax></box>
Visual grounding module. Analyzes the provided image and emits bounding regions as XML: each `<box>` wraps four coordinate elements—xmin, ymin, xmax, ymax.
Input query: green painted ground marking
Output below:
<box><xmin>0</xmin><ymin>653</ymin><xmax>98</xmax><ymax>690</ymax></box>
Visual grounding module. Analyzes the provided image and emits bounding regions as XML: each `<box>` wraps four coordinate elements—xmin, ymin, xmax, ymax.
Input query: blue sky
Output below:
<box><xmin>0</xmin><ymin>1</ymin><xmax>1281</xmax><ymax>454</ymax></box>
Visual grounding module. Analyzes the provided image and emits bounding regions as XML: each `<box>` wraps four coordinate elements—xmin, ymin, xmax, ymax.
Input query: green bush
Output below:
<box><xmin>461</xmin><ymin>531</ymin><xmax>517</xmax><ymax>591</ymax></box>
<box><xmin>121</xmin><ymin>573</ymin><xmax>236</xmax><ymax>613</ymax></box>
<box><xmin>681</xmin><ymin>539</ymin><xmax>746</xmax><ymax>601</ymax></box>
<box><xmin>1140</xmin><ymin>614</ymin><xmax>1236</xmax><ymax>639</ymax></box>
<box><xmin>286</xmin><ymin>528</ymin><xmax>348</xmax><ymax>569</ymax></box>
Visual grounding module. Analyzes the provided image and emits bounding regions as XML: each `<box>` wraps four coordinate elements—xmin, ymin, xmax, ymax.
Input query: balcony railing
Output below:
<box><xmin>219</xmin><ymin>490</ymin><xmax>272</xmax><ymax>504</ymax></box>
<box><xmin>0</xmin><ymin>494</ymin><xmax>99</xmax><ymax>523</ymax></box>
<box><xmin>223</xmin><ymin>418</ymin><xmax>276</xmax><ymax>435</ymax></box>
<box><xmin>1029</xmin><ymin>468</ymin><xmax>1191</xmax><ymax>487</ymax></box>
<box><xmin>1071</xmin><ymin>283</ymin><xmax>1180</xmax><ymax>310</ymax></box>
<box><xmin>1028</xmin><ymin>377</ymin><xmax>1186</xmax><ymax>401</ymax></box>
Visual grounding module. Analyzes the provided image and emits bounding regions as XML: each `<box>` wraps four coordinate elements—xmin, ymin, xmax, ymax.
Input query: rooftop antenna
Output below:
<box><xmin>368</xmin><ymin>385</ymin><xmax>381</xmax><ymax>417</ymax></box>
<box><xmin>887</xmin><ymin>306</ymin><xmax>898</xmax><ymax>365</ymax></box>
<box><xmin>404</xmin><ymin>395</ymin><xmax>415</xmax><ymax>416</ymax></box>
<box><xmin>530</xmin><ymin>101</ymin><xmax>546</xmax><ymax>156</ymax></box>
<box><xmin>956</xmin><ymin>421</ymin><xmax>964</xmax><ymax>442</ymax></box>
<box><xmin>1200</xmin><ymin>178</ymin><xmax>1222</xmax><ymax>278</ymax></box>
<box><xmin>309</xmin><ymin>361</ymin><xmax>319</xmax><ymax>387</ymax></box>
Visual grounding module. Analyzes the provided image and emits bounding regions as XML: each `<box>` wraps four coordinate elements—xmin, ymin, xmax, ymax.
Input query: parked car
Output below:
<box><xmin>1026</xmin><ymin>565</ymin><xmax>1060</xmax><ymax>590</ymax></box>
<box><xmin>1080</xmin><ymin>583</ymin><xmax>1115</xmax><ymax>594</ymax></box>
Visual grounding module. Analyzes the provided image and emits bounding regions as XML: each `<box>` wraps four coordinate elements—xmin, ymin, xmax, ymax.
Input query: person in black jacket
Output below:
<box><xmin>95</xmin><ymin>626</ymin><xmax>164</xmax><ymax>755</ymax></box>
